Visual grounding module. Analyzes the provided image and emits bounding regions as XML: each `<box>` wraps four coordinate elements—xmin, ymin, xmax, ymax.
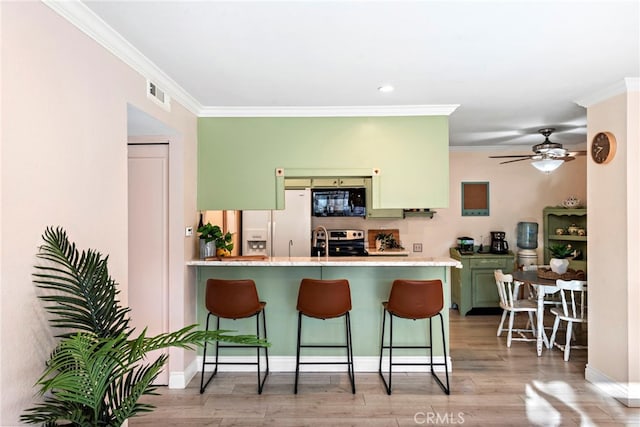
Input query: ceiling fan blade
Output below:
<box><xmin>567</xmin><ymin>150</ymin><xmax>587</xmax><ymax>156</ymax></box>
<box><xmin>489</xmin><ymin>154</ymin><xmax>531</xmax><ymax>159</ymax></box>
<box><xmin>490</xmin><ymin>128</ymin><xmax>586</xmax><ymax>167</ymax></box>
<box><xmin>500</xmin><ymin>157</ymin><xmax>534</xmax><ymax>164</ymax></box>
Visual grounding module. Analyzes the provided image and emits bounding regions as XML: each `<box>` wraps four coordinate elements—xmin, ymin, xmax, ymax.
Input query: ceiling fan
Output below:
<box><xmin>490</xmin><ymin>128</ymin><xmax>587</xmax><ymax>173</ymax></box>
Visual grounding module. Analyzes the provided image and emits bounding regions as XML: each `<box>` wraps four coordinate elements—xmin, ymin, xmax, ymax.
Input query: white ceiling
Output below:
<box><xmin>80</xmin><ymin>1</ymin><xmax>639</xmax><ymax>149</ymax></box>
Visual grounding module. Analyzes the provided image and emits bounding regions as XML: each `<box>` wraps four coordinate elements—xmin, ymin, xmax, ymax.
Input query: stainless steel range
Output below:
<box><xmin>311</xmin><ymin>229</ymin><xmax>368</xmax><ymax>257</ymax></box>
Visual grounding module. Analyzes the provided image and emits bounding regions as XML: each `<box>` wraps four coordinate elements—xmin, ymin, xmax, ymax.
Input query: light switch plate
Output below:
<box><xmin>185</xmin><ymin>226</ymin><xmax>193</xmax><ymax>237</ymax></box>
<box><xmin>413</xmin><ymin>243</ymin><xmax>423</xmax><ymax>252</ymax></box>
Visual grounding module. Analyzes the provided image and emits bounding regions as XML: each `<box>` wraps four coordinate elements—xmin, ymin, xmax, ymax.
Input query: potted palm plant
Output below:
<box><xmin>21</xmin><ymin>227</ymin><xmax>265</xmax><ymax>426</ymax></box>
<box><xmin>548</xmin><ymin>243</ymin><xmax>573</xmax><ymax>274</ymax></box>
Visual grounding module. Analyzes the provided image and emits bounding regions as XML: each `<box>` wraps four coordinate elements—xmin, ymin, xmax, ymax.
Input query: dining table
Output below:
<box><xmin>511</xmin><ymin>270</ymin><xmax>560</xmax><ymax>356</ymax></box>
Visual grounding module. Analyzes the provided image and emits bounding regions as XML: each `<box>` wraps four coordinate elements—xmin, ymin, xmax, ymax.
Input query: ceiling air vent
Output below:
<box><xmin>146</xmin><ymin>79</ymin><xmax>171</xmax><ymax>111</ymax></box>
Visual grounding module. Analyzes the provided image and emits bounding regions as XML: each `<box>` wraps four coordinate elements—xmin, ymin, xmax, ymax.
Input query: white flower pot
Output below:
<box><xmin>550</xmin><ymin>258</ymin><xmax>569</xmax><ymax>274</ymax></box>
<box><xmin>199</xmin><ymin>240</ymin><xmax>216</xmax><ymax>259</ymax></box>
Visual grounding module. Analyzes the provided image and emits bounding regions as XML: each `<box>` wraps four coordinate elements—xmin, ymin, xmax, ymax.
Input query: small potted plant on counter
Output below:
<box><xmin>198</xmin><ymin>222</ymin><xmax>234</xmax><ymax>258</ymax></box>
<box><xmin>375</xmin><ymin>232</ymin><xmax>392</xmax><ymax>251</ymax></box>
<box><xmin>548</xmin><ymin>243</ymin><xmax>573</xmax><ymax>274</ymax></box>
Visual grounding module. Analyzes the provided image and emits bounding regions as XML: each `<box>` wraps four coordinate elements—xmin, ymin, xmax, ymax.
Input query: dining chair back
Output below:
<box><xmin>549</xmin><ymin>279</ymin><xmax>587</xmax><ymax>361</ymax></box>
<box><xmin>494</xmin><ymin>270</ymin><xmax>537</xmax><ymax>347</ymax></box>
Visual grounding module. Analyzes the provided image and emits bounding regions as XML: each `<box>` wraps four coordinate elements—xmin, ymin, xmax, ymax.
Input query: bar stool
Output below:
<box><xmin>200</xmin><ymin>279</ymin><xmax>269</xmax><ymax>394</ymax></box>
<box><xmin>294</xmin><ymin>278</ymin><xmax>355</xmax><ymax>394</ymax></box>
<box><xmin>378</xmin><ymin>279</ymin><xmax>450</xmax><ymax>395</ymax></box>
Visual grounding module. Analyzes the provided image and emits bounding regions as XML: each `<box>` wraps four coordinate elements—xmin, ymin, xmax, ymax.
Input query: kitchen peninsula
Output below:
<box><xmin>187</xmin><ymin>256</ymin><xmax>461</xmax><ymax>372</ymax></box>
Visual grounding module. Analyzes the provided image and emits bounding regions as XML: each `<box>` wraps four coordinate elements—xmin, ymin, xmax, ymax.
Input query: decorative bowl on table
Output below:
<box><xmin>537</xmin><ymin>267</ymin><xmax>586</xmax><ymax>280</ymax></box>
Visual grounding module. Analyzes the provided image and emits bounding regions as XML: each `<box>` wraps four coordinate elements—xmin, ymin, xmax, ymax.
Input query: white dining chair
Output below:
<box><xmin>549</xmin><ymin>279</ymin><xmax>587</xmax><ymax>361</ymax></box>
<box><xmin>521</xmin><ymin>263</ymin><xmax>561</xmax><ymax>318</ymax></box>
<box><xmin>494</xmin><ymin>270</ymin><xmax>537</xmax><ymax>347</ymax></box>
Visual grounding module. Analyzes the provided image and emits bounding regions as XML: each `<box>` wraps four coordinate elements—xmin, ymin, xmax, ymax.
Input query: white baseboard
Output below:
<box><xmin>168</xmin><ymin>359</ymin><xmax>200</xmax><ymax>389</ymax></box>
<box><xmin>585</xmin><ymin>364</ymin><xmax>640</xmax><ymax>407</ymax></box>
<box><xmin>167</xmin><ymin>356</ymin><xmax>452</xmax><ymax>389</ymax></box>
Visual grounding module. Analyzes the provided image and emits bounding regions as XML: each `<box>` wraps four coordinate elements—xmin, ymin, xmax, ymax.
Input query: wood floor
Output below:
<box><xmin>130</xmin><ymin>310</ymin><xmax>639</xmax><ymax>426</ymax></box>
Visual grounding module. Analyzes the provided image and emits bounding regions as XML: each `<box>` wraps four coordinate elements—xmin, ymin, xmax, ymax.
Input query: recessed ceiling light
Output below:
<box><xmin>378</xmin><ymin>85</ymin><xmax>394</xmax><ymax>93</ymax></box>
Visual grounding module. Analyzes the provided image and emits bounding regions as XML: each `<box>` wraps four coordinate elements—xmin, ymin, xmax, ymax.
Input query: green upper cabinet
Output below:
<box><xmin>197</xmin><ymin>116</ymin><xmax>450</xmax><ymax>210</ymax></box>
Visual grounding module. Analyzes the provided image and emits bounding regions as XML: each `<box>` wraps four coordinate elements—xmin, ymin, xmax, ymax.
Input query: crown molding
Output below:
<box><xmin>199</xmin><ymin>104</ymin><xmax>459</xmax><ymax>117</ymax></box>
<box><xmin>575</xmin><ymin>77</ymin><xmax>640</xmax><ymax>107</ymax></box>
<box><xmin>43</xmin><ymin>1</ymin><xmax>459</xmax><ymax>119</ymax></box>
<box><xmin>43</xmin><ymin>0</ymin><xmax>202</xmax><ymax>115</ymax></box>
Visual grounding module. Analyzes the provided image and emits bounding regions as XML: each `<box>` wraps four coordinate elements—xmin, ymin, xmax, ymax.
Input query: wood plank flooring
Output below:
<box><xmin>130</xmin><ymin>310</ymin><xmax>639</xmax><ymax>426</ymax></box>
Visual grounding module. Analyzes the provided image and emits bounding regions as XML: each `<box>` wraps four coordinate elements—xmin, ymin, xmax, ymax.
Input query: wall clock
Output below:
<box><xmin>591</xmin><ymin>131</ymin><xmax>616</xmax><ymax>164</ymax></box>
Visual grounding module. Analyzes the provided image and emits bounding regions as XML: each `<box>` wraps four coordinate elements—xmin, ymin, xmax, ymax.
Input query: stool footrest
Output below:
<box><xmin>386</xmin><ymin>362</ymin><xmax>447</xmax><ymax>366</ymax></box>
<box><xmin>202</xmin><ymin>361</ymin><xmax>264</xmax><ymax>366</ymax></box>
<box><xmin>214</xmin><ymin>344</ymin><xmax>264</xmax><ymax>349</ymax></box>
<box><xmin>298</xmin><ymin>361</ymin><xmax>351</xmax><ymax>365</ymax></box>
<box><xmin>299</xmin><ymin>344</ymin><xmax>349</xmax><ymax>348</ymax></box>
<box><xmin>380</xmin><ymin>345</ymin><xmax>433</xmax><ymax>350</ymax></box>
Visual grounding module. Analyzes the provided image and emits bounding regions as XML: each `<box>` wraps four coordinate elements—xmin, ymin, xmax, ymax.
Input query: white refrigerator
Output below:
<box><xmin>242</xmin><ymin>188</ymin><xmax>311</xmax><ymax>257</ymax></box>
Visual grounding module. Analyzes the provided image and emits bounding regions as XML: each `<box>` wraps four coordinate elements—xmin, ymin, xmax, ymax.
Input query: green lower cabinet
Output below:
<box><xmin>450</xmin><ymin>248</ymin><xmax>515</xmax><ymax>316</ymax></box>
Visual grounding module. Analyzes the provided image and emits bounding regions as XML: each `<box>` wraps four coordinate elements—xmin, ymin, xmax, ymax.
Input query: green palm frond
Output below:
<box><xmin>23</xmin><ymin>227</ymin><xmax>269</xmax><ymax>426</ymax></box>
<box><xmin>34</xmin><ymin>227</ymin><xmax>131</xmax><ymax>338</ymax></box>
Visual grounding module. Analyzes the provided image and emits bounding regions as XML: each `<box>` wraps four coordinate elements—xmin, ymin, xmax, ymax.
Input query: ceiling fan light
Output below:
<box><xmin>531</xmin><ymin>159</ymin><xmax>564</xmax><ymax>173</ymax></box>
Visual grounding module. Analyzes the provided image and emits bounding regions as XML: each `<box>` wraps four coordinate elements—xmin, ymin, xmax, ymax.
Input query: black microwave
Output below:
<box><xmin>311</xmin><ymin>188</ymin><xmax>366</xmax><ymax>217</ymax></box>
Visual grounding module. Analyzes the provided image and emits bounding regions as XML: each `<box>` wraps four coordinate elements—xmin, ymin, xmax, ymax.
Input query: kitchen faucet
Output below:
<box><xmin>312</xmin><ymin>225</ymin><xmax>329</xmax><ymax>260</ymax></box>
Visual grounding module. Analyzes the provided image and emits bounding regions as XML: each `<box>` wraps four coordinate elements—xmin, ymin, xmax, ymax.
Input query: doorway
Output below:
<box><xmin>128</xmin><ymin>142</ymin><xmax>170</xmax><ymax>384</ymax></box>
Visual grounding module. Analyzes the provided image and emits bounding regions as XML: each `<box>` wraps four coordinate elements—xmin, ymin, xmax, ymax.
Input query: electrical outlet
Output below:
<box><xmin>413</xmin><ymin>243</ymin><xmax>423</xmax><ymax>252</ymax></box>
<box><xmin>185</xmin><ymin>226</ymin><xmax>193</xmax><ymax>237</ymax></box>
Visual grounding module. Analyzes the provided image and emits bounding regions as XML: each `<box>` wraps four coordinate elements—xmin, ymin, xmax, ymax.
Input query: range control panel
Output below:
<box><xmin>313</xmin><ymin>229</ymin><xmax>365</xmax><ymax>241</ymax></box>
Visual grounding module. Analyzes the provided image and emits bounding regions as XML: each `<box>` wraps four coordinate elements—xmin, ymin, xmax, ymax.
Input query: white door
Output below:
<box><xmin>128</xmin><ymin>143</ymin><xmax>169</xmax><ymax>384</ymax></box>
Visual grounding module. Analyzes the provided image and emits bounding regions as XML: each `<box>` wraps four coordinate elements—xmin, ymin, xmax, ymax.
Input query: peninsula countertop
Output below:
<box><xmin>187</xmin><ymin>256</ymin><xmax>462</xmax><ymax>268</ymax></box>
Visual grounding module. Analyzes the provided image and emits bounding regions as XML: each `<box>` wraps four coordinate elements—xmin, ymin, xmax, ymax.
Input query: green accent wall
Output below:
<box><xmin>198</xmin><ymin>116</ymin><xmax>450</xmax><ymax>210</ymax></box>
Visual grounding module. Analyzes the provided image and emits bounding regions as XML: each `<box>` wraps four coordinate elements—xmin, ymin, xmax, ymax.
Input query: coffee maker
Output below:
<box><xmin>490</xmin><ymin>231</ymin><xmax>509</xmax><ymax>254</ymax></box>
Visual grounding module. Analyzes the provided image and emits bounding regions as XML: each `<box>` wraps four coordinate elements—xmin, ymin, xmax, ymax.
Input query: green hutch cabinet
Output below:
<box><xmin>450</xmin><ymin>248</ymin><xmax>515</xmax><ymax>316</ymax></box>
<box><xmin>543</xmin><ymin>207</ymin><xmax>587</xmax><ymax>272</ymax></box>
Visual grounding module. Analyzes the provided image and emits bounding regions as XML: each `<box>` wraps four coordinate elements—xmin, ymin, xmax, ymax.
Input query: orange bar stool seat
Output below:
<box><xmin>378</xmin><ymin>279</ymin><xmax>450</xmax><ymax>395</ymax></box>
<box><xmin>294</xmin><ymin>278</ymin><xmax>355</xmax><ymax>394</ymax></box>
<box><xmin>200</xmin><ymin>279</ymin><xmax>269</xmax><ymax>394</ymax></box>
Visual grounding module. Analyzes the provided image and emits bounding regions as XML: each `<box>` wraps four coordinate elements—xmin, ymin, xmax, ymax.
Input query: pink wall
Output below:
<box><xmin>586</xmin><ymin>86</ymin><xmax>640</xmax><ymax>406</ymax></box>
<box><xmin>435</xmin><ymin>149</ymin><xmax>586</xmax><ymax>258</ymax></box>
<box><xmin>0</xmin><ymin>2</ymin><xmax>198</xmax><ymax>424</ymax></box>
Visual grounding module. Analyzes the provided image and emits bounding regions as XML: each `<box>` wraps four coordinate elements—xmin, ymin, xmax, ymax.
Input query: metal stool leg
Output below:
<box><xmin>295</xmin><ymin>311</ymin><xmax>355</xmax><ymax>394</ymax></box>
<box><xmin>379</xmin><ymin>310</ymin><xmax>449</xmax><ymax>395</ymax></box>
<box><xmin>201</xmin><ymin>311</ymin><xmax>269</xmax><ymax>394</ymax></box>
<box><xmin>294</xmin><ymin>311</ymin><xmax>302</xmax><ymax>394</ymax></box>
<box><xmin>199</xmin><ymin>313</ymin><xmax>219</xmax><ymax>393</ymax></box>
<box><xmin>256</xmin><ymin>308</ymin><xmax>269</xmax><ymax>394</ymax></box>
<box><xmin>378</xmin><ymin>308</ymin><xmax>393</xmax><ymax>395</ymax></box>
<box><xmin>345</xmin><ymin>312</ymin><xmax>356</xmax><ymax>394</ymax></box>
<box><xmin>429</xmin><ymin>313</ymin><xmax>450</xmax><ymax>395</ymax></box>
